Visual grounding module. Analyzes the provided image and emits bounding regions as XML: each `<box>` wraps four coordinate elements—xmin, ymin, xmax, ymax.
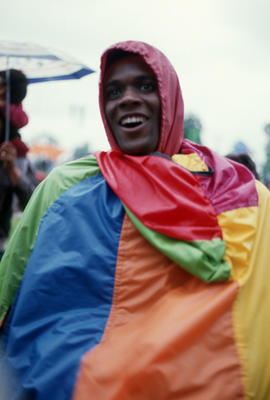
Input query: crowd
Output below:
<box><xmin>0</xmin><ymin>41</ymin><xmax>269</xmax><ymax>399</ymax></box>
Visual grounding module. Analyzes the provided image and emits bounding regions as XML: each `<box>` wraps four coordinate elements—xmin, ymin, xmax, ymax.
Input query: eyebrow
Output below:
<box><xmin>104</xmin><ymin>74</ymin><xmax>156</xmax><ymax>90</ymax></box>
<box><xmin>104</xmin><ymin>80</ymin><xmax>120</xmax><ymax>90</ymax></box>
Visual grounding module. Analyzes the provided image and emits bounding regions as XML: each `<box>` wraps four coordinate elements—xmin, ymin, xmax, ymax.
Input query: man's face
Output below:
<box><xmin>103</xmin><ymin>57</ymin><xmax>161</xmax><ymax>155</ymax></box>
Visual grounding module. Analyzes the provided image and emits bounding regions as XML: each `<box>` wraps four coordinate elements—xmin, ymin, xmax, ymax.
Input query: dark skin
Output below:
<box><xmin>103</xmin><ymin>58</ymin><xmax>161</xmax><ymax>156</ymax></box>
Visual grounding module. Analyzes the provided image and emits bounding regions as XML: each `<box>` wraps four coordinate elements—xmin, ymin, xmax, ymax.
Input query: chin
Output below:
<box><xmin>122</xmin><ymin>146</ymin><xmax>152</xmax><ymax>156</ymax></box>
<box><xmin>119</xmin><ymin>140</ymin><xmax>157</xmax><ymax>156</ymax></box>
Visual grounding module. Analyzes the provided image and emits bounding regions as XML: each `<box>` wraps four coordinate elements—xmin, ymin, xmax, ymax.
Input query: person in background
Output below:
<box><xmin>226</xmin><ymin>152</ymin><xmax>260</xmax><ymax>180</ymax></box>
<box><xmin>0</xmin><ymin>69</ymin><xmax>29</xmax><ymax>130</ymax></box>
<box><xmin>0</xmin><ymin>41</ymin><xmax>270</xmax><ymax>400</ymax></box>
<box><xmin>0</xmin><ymin>70</ymin><xmax>38</xmax><ymax>259</ymax></box>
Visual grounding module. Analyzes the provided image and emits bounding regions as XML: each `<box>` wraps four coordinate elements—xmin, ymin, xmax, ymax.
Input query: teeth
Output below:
<box><xmin>121</xmin><ymin>115</ymin><xmax>146</xmax><ymax>126</ymax></box>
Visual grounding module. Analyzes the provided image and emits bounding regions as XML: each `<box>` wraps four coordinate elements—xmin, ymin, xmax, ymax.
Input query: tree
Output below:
<box><xmin>184</xmin><ymin>115</ymin><xmax>202</xmax><ymax>144</ymax></box>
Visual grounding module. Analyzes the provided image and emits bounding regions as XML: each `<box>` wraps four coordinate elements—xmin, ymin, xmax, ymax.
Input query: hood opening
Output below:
<box><xmin>99</xmin><ymin>41</ymin><xmax>184</xmax><ymax>157</ymax></box>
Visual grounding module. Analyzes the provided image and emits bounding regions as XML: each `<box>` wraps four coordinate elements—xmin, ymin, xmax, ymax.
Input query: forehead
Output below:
<box><xmin>103</xmin><ymin>57</ymin><xmax>156</xmax><ymax>86</ymax></box>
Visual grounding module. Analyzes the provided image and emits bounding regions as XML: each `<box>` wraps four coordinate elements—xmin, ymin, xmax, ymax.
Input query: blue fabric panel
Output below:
<box><xmin>2</xmin><ymin>174</ymin><xmax>124</xmax><ymax>400</ymax></box>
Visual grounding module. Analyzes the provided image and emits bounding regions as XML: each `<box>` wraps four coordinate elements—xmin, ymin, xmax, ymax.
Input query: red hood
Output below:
<box><xmin>99</xmin><ymin>41</ymin><xmax>184</xmax><ymax>156</ymax></box>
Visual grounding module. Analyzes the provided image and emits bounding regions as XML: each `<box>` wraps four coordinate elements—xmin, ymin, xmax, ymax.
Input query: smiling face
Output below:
<box><xmin>103</xmin><ymin>57</ymin><xmax>161</xmax><ymax>155</ymax></box>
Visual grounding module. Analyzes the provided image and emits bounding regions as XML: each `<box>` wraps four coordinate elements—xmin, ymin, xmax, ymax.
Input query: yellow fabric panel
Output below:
<box><xmin>172</xmin><ymin>153</ymin><xmax>209</xmax><ymax>171</ymax></box>
<box><xmin>233</xmin><ymin>182</ymin><xmax>270</xmax><ymax>399</ymax></box>
<box><xmin>217</xmin><ymin>207</ymin><xmax>258</xmax><ymax>284</ymax></box>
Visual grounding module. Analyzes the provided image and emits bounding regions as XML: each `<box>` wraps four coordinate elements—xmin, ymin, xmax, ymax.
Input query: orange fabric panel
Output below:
<box><xmin>73</xmin><ymin>215</ymin><xmax>244</xmax><ymax>400</ymax></box>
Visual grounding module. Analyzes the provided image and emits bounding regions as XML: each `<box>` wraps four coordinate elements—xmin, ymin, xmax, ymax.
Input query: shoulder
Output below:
<box><xmin>41</xmin><ymin>155</ymin><xmax>101</xmax><ymax>196</ymax></box>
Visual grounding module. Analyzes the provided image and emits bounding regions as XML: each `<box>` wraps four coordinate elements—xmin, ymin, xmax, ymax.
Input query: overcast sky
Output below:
<box><xmin>2</xmin><ymin>0</ymin><xmax>270</xmax><ymax>166</ymax></box>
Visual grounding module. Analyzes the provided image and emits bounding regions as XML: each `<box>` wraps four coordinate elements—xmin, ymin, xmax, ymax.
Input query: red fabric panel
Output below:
<box><xmin>181</xmin><ymin>140</ymin><xmax>258</xmax><ymax>213</ymax></box>
<box><xmin>96</xmin><ymin>150</ymin><xmax>222</xmax><ymax>241</ymax></box>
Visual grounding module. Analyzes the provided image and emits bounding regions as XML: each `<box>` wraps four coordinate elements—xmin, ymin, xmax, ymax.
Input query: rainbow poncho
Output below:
<box><xmin>0</xmin><ymin>143</ymin><xmax>270</xmax><ymax>399</ymax></box>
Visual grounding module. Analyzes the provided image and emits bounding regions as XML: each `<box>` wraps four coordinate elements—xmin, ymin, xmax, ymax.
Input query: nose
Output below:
<box><xmin>118</xmin><ymin>87</ymin><xmax>141</xmax><ymax>107</ymax></box>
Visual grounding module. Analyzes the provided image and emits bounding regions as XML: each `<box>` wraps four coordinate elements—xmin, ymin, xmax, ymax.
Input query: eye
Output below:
<box><xmin>105</xmin><ymin>87</ymin><xmax>121</xmax><ymax>100</ymax></box>
<box><xmin>140</xmin><ymin>81</ymin><xmax>155</xmax><ymax>92</ymax></box>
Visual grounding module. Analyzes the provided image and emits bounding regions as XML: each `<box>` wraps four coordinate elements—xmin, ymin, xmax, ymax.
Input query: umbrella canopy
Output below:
<box><xmin>0</xmin><ymin>40</ymin><xmax>94</xmax><ymax>83</ymax></box>
<box><xmin>0</xmin><ymin>40</ymin><xmax>95</xmax><ymax>140</ymax></box>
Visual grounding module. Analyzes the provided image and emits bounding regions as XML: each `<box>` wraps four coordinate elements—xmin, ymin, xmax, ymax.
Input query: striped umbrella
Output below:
<box><xmin>0</xmin><ymin>40</ymin><xmax>95</xmax><ymax>140</ymax></box>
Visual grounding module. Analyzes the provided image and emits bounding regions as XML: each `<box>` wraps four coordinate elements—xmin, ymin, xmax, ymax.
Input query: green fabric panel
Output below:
<box><xmin>124</xmin><ymin>206</ymin><xmax>231</xmax><ymax>283</ymax></box>
<box><xmin>0</xmin><ymin>157</ymin><xmax>100</xmax><ymax>323</ymax></box>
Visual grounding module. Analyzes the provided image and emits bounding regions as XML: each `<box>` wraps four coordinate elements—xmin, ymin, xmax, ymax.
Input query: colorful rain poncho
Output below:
<box><xmin>0</xmin><ymin>41</ymin><xmax>270</xmax><ymax>400</ymax></box>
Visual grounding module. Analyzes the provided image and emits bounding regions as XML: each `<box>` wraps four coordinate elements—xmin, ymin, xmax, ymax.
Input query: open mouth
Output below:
<box><xmin>120</xmin><ymin>115</ymin><xmax>147</xmax><ymax>128</ymax></box>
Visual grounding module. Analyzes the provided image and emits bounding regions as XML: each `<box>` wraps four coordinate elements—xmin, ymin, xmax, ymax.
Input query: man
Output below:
<box><xmin>0</xmin><ymin>41</ymin><xmax>269</xmax><ymax>399</ymax></box>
